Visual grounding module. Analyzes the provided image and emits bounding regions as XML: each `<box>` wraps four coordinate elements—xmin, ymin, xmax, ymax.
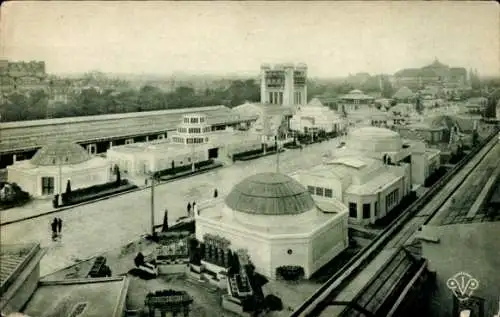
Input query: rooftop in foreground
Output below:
<box><xmin>0</xmin><ymin>243</ymin><xmax>41</xmax><ymax>294</ymax></box>
<box><xmin>23</xmin><ymin>277</ymin><xmax>129</xmax><ymax>317</ymax></box>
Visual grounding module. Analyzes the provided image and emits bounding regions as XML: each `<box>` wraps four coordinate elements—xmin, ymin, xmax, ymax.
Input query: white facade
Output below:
<box><xmin>292</xmin><ymin>127</ymin><xmax>440</xmax><ymax>225</ymax></box>
<box><xmin>7</xmin><ymin>151</ymin><xmax>110</xmax><ymax>198</ymax></box>
<box><xmin>106</xmin><ymin>142</ymin><xmax>209</xmax><ymax>176</ymax></box>
<box><xmin>404</xmin><ymin>139</ymin><xmax>441</xmax><ymax>185</ymax></box>
<box><xmin>107</xmin><ymin>113</ymin><xmax>212</xmax><ymax>176</ymax></box>
<box><xmin>232</xmin><ymin>102</ymin><xmax>294</xmax><ymax>140</ymax></box>
<box><xmin>337</xmin><ymin>89</ymin><xmax>375</xmax><ymax>114</ymax></box>
<box><xmin>347</xmin><ymin>107</ymin><xmax>390</xmax><ymax>128</ymax></box>
<box><xmin>289</xmin><ymin>98</ymin><xmax>346</xmax><ymax>133</ymax></box>
<box><xmin>107</xmin><ymin>113</ymin><xmax>279</xmax><ymax>176</ymax></box>
<box><xmin>195</xmin><ymin>198</ymin><xmax>348</xmax><ymax>279</ymax></box>
<box><xmin>292</xmin><ymin>156</ymin><xmax>409</xmax><ymax>225</ymax></box>
<box><xmin>260</xmin><ymin>63</ymin><xmax>307</xmax><ymax>106</ymax></box>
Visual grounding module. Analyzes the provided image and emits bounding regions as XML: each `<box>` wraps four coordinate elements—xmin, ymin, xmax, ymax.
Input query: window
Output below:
<box><xmin>200</xmin><ymin>117</ymin><xmax>205</xmax><ymax>123</ymax></box>
<box><xmin>287</xmin><ymin>249</ymin><xmax>293</xmax><ymax>255</ymax></box>
<box><xmin>324</xmin><ymin>188</ymin><xmax>333</xmax><ymax>198</ymax></box>
<box><xmin>315</xmin><ymin>187</ymin><xmax>324</xmax><ymax>196</ymax></box>
<box><xmin>269</xmin><ymin>92</ymin><xmax>273</xmax><ymax>104</ymax></box>
<box><xmin>385</xmin><ymin>189</ymin><xmax>400</xmax><ymax>211</ymax></box>
<box><xmin>363</xmin><ymin>204</ymin><xmax>371</xmax><ymax>219</ymax></box>
<box><xmin>41</xmin><ymin>176</ymin><xmax>55</xmax><ymax>195</ymax></box>
<box><xmin>349</xmin><ymin>203</ymin><xmax>357</xmax><ymax>218</ymax></box>
<box><xmin>308</xmin><ymin>186</ymin><xmax>315</xmax><ymax>194</ymax></box>
<box><xmin>278</xmin><ymin>92</ymin><xmax>283</xmax><ymax>105</ymax></box>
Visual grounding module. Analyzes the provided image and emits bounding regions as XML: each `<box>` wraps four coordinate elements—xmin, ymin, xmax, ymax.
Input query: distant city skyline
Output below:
<box><xmin>1</xmin><ymin>1</ymin><xmax>498</xmax><ymax>78</ymax></box>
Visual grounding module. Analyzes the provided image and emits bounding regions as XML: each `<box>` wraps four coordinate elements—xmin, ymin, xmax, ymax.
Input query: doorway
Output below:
<box><xmin>208</xmin><ymin>148</ymin><xmax>219</xmax><ymax>159</ymax></box>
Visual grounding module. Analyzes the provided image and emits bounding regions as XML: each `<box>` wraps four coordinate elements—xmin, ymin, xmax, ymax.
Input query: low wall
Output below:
<box><xmin>221</xmin><ymin>294</ymin><xmax>252</xmax><ymax>317</ymax></box>
<box><xmin>157</xmin><ymin>264</ymin><xmax>188</xmax><ymax>275</ymax></box>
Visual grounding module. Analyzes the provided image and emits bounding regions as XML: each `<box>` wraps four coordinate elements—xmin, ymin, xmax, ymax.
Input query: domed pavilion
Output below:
<box><xmin>195</xmin><ymin>172</ymin><xmax>348</xmax><ymax>279</ymax></box>
<box><xmin>7</xmin><ymin>142</ymin><xmax>111</xmax><ymax>198</ymax></box>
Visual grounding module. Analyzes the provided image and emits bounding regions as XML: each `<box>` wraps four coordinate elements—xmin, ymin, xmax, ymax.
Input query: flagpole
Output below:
<box><xmin>275</xmin><ymin>135</ymin><xmax>280</xmax><ymax>173</ymax></box>
<box><xmin>150</xmin><ymin>172</ymin><xmax>155</xmax><ymax>236</ymax></box>
<box><xmin>58</xmin><ymin>158</ymin><xmax>63</xmax><ymax>206</ymax></box>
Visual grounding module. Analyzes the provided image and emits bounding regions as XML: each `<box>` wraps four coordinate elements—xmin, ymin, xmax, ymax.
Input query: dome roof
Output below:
<box><xmin>31</xmin><ymin>142</ymin><xmax>91</xmax><ymax>166</ymax></box>
<box><xmin>225</xmin><ymin>172</ymin><xmax>315</xmax><ymax>216</ymax></box>
<box><xmin>348</xmin><ymin>127</ymin><xmax>402</xmax><ymax>153</ymax></box>
<box><xmin>351</xmin><ymin>126</ymin><xmax>399</xmax><ymax>138</ymax></box>
<box><xmin>393</xmin><ymin>86</ymin><xmax>415</xmax><ymax>100</ymax></box>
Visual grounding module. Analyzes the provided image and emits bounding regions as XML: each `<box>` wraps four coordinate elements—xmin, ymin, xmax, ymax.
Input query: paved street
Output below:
<box><xmin>0</xmin><ymin>138</ymin><xmax>341</xmax><ymax>276</ymax></box>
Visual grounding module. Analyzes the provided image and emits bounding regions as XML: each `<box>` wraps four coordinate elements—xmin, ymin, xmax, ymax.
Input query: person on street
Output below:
<box><xmin>57</xmin><ymin>218</ymin><xmax>63</xmax><ymax>234</ymax></box>
<box><xmin>51</xmin><ymin>218</ymin><xmax>58</xmax><ymax>240</ymax></box>
<box><xmin>214</xmin><ymin>189</ymin><xmax>218</xmax><ymax>198</ymax></box>
<box><xmin>193</xmin><ymin>202</ymin><xmax>198</xmax><ymax>216</ymax></box>
<box><xmin>187</xmin><ymin>202</ymin><xmax>192</xmax><ymax>216</ymax></box>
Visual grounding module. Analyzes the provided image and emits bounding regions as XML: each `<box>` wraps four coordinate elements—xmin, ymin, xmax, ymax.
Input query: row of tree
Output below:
<box><xmin>2</xmin><ymin>74</ymin><xmax>497</xmax><ymax>122</ymax></box>
<box><xmin>0</xmin><ymin>79</ymin><xmax>262</xmax><ymax>122</ymax></box>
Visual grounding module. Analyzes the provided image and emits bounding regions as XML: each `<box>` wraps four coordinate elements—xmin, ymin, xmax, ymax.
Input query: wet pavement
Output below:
<box><xmin>0</xmin><ymin>138</ymin><xmax>341</xmax><ymax>276</ymax></box>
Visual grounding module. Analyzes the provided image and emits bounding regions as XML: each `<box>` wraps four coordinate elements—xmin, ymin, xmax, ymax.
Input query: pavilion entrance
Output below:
<box><xmin>208</xmin><ymin>148</ymin><xmax>219</xmax><ymax>159</ymax></box>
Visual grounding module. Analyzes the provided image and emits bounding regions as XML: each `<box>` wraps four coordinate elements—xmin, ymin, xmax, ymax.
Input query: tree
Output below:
<box><xmin>472</xmin><ymin>130</ymin><xmax>479</xmax><ymax>146</ymax></box>
<box><xmin>265</xmin><ymin>295</ymin><xmax>283</xmax><ymax>311</ymax></box>
<box><xmin>114</xmin><ymin>165</ymin><xmax>121</xmax><ymax>184</ymax></box>
<box><xmin>53</xmin><ymin>194</ymin><xmax>59</xmax><ymax>208</ymax></box>
<box><xmin>484</xmin><ymin>89</ymin><xmax>500</xmax><ymax>118</ymax></box>
<box><xmin>65</xmin><ymin>180</ymin><xmax>72</xmax><ymax>194</ymax></box>
<box><xmin>381</xmin><ymin>77</ymin><xmax>395</xmax><ymax>99</ymax></box>
<box><xmin>415</xmin><ymin>97</ymin><xmax>424</xmax><ymax>114</ymax></box>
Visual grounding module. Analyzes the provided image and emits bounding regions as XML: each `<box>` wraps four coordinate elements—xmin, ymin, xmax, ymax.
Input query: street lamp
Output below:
<box><xmin>58</xmin><ymin>157</ymin><xmax>63</xmax><ymax>206</ymax></box>
<box><xmin>275</xmin><ymin>135</ymin><xmax>280</xmax><ymax>173</ymax></box>
<box><xmin>191</xmin><ymin>139</ymin><xmax>195</xmax><ymax>172</ymax></box>
<box><xmin>149</xmin><ymin>171</ymin><xmax>158</xmax><ymax>237</ymax></box>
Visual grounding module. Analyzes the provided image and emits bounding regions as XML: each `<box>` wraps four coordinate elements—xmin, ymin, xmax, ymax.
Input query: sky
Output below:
<box><xmin>1</xmin><ymin>1</ymin><xmax>499</xmax><ymax>78</ymax></box>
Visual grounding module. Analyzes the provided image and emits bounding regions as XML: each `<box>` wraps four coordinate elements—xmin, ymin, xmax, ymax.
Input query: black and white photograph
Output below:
<box><xmin>0</xmin><ymin>1</ymin><xmax>499</xmax><ymax>317</ymax></box>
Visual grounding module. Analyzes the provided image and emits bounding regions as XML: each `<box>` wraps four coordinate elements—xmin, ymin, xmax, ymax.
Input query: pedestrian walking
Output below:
<box><xmin>187</xmin><ymin>202</ymin><xmax>192</xmax><ymax>216</ymax></box>
<box><xmin>57</xmin><ymin>218</ymin><xmax>63</xmax><ymax>234</ymax></box>
<box><xmin>214</xmin><ymin>189</ymin><xmax>218</xmax><ymax>198</ymax></box>
<box><xmin>51</xmin><ymin>218</ymin><xmax>58</xmax><ymax>240</ymax></box>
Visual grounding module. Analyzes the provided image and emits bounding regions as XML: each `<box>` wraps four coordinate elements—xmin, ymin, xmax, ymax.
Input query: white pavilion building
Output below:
<box><xmin>106</xmin><ymin>113</ymin><xmax>277</xmax><ymax>176</ymax></box>
<box><xmin>337</xmin><ymin>89</ymin><xmax>375</xmax><ymax>114</ymax></box>
<box><xmin>7</xmin><ymin>142</ymin><xmax>111</xmax><ymax>198</ymax></box>
<box><xmin>292</xmin><ymin>127</ymin><xmax>441</xmax><ymax>225</ymax></box>
<box><xmin>289</xmin><ymin>98</ymin><xmax>346</xmax><ymax>134</ymax></box>
<box><xmin>195</xmin><ymin>172</ymin><xmax>349</xmax><ymax>279</ymax></box>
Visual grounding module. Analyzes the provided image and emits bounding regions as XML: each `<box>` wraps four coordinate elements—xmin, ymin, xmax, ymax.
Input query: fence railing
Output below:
<box><xmin>291</xmin><ymin>129</ymin><xmax>499</xmax><ymax>317</ymax></box>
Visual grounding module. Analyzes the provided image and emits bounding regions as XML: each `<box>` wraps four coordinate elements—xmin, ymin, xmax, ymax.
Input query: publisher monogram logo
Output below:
<box><xmin>446</xmin><ymin>272</ymin><xmax>479</xmax><ymax>301</ymax></box>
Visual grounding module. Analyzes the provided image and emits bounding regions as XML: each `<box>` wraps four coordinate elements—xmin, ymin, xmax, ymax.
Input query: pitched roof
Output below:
<box><xmin>0</xmin><ymin>243</ymin><xmax>40</xmax><ymax>293</ymax></box>
<box><xmin>393</xmin><ymin>87</ymin><xmax>415</xmax><ymax>100</ymax></box>
<box><xmin>307</xmin><ymin>98</ymin><xmax>324</xmax><ymax>107</ymax></box>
